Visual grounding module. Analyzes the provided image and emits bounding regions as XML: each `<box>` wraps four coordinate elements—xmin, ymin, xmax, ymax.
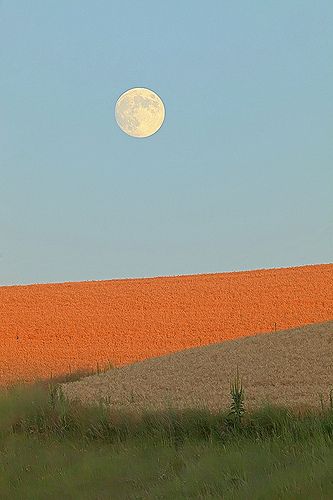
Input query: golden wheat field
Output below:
<box><xmin>0</xmin><ymin>263</ymin><xmax>332</xmax><ymax>387</ymax></box>
<box><xmin>60</xmin><ymin>320</ymin><xmax>333</xmax><ymax>417</ymax></box>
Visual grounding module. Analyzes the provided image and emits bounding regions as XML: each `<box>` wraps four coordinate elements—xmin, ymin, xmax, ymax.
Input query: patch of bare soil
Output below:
<box><xmin>60</xmin><ymin>320</ymin><xmax>333</xmax><ymax>417</ymax></box>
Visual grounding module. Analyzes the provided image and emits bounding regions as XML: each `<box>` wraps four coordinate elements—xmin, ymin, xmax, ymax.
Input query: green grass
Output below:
<box><xmin>1</xmin><ymin>364</ymin><xmax>333</xmax><ymax>499</ymax></box>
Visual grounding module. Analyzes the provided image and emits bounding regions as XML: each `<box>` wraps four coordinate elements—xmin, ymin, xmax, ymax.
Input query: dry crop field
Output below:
<box><xmin>60</xmin><ymin>320</ymin><xmax>333</xmax><ymax>417</ymax></box>
<box><xmin>0</xmin><ymin>263</ymin><xmax>332</xmax><ymax>387</ymax></box>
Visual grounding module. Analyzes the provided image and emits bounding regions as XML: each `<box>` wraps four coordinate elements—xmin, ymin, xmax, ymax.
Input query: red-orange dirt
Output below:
<box><xmin>0</xmin><ymin>263</ymin><xmax>332</xmax><ymax>387</ymax></box>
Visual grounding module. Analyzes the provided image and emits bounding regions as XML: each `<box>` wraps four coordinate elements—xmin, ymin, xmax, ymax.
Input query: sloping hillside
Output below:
<box><xmin>0</xmin><ymin>263</ymin><xmax>332</xmax><ymax>386</ymax></box>
<box><xmin>61</xmin><ymin>320</ymin><xmax>333</xmax><ymax>416</ymax></box>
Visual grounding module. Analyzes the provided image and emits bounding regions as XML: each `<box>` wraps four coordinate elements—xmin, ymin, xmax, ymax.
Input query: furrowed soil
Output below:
<box><xmin>60</xmin><ymin>320</ymin><xmax>333</xmax><ymax>416</ymax></box>
<box><xmin>0</xmin><ymin>263</ymin><xmax>332</xmax><ymax>387</ymax></box>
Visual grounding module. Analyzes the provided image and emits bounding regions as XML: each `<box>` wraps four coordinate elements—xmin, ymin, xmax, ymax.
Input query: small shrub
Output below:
<box><xmin>227</xmin><ymin>365</ymin><xmax>245</xmax><ymax>430</ymax></box>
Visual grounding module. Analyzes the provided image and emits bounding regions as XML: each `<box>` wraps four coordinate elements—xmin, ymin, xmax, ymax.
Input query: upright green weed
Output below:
<box><xmin>228</xmin><ymin>365</ymin><xmax>245</xmax><ymax>430</ymax></box>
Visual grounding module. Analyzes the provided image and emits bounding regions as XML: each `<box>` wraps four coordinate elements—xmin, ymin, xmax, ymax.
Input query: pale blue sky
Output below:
<box><xmin>0</xmin><ymin>1</ymin><xmax>332</xmax><ymax>286</ymax></box>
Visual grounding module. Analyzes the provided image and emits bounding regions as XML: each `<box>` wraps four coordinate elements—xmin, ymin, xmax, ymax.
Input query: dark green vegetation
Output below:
<box><xmin>1</xmin><ymin>365</ymin><xmax>333</xmax><ymax>499</ymax></box>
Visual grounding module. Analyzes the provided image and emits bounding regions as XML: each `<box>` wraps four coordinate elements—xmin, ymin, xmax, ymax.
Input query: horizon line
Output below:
<box><xmin>1</xmin><ymin>261</ymin><xmax>332</xmax><ymax>290</ymax></box>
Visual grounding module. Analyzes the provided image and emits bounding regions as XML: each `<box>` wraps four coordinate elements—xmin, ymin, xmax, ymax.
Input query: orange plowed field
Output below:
<box><xmin>0</xmin><ymin>263</ymin><xmax>332</xmax><ymax>387</ymax></box>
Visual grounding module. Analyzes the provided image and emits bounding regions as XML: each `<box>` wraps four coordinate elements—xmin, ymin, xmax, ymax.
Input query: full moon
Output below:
<box><xmin>115</xmin><ymin>87</ymin><xmax>165</xmax><ymax>138</ymax></box>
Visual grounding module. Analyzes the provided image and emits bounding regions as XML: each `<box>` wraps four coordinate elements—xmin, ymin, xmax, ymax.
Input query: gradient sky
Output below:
<box><xmin>0</xmin><ymin>1</ymin><xmax>332</xmax><ymax>286</ymax></box>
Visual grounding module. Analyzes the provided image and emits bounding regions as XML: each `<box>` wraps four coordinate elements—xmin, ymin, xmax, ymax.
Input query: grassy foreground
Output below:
<box><xmin>1</xmin><ymin>365</ymin><xmax>333</xmax><ymax>499</ymax></box>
